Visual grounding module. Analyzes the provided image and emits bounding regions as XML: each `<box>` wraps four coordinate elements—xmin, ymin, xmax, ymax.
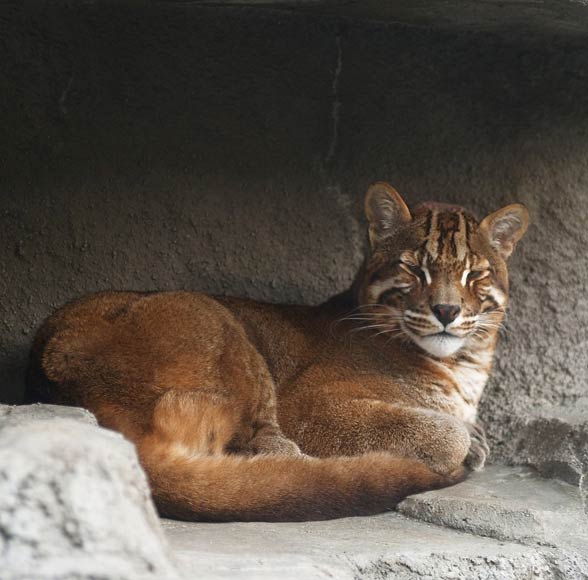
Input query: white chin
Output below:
<box><xmin>411</xmin><ymin>333</ymin><xmax>465</xmax><ymax>358</ymax></box>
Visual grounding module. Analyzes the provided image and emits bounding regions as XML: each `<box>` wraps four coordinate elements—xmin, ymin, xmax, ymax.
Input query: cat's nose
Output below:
<box><xmin>431</xmin><ymin>304</ymin><xmax>461</xmax><ymax>326</ymax></box>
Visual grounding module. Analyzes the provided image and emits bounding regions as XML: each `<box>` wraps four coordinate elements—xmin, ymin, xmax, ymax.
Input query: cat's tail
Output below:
<box><xmin>143</xmin><ymin>448</ymin><xmax>465</xmax><ymax>522</ymax></box>
<box><xmin>138</xmin><ymin>391</ymin><xmax>466</xmax><ymax>522</ymax></box>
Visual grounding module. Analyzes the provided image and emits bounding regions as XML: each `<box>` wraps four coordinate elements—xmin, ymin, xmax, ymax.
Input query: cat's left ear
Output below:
<box><xmin>479</xmin><ymin>203</ymin><xmax>529</xmax><ymax>260</ymax></box>
<box><xmin>364</xmin><ymin>182</ymin><xmax>411</xmax><ymax>247</ymax></box>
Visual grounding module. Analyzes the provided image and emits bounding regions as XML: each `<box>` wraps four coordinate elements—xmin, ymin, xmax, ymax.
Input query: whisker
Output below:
<box><xmin>348</xmin><ymin>323</ymin><xmax>395</xmax><ymax>335</ymax></box>
<box><xmin>342</xmin><ymin>313</ymin><xmax>399</xmax><ymax>321</ymax></box>
<box><xmin>372</xmin><ymin>327</ymin><xmax>403</xmax><ymax>339</ymax></box>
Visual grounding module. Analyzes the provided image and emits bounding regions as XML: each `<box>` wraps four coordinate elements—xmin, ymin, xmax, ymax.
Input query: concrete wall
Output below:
<box><xmin>1</xmin><ymin>2</ymin><xmax>587</xmax><ymax>475</ymax></box>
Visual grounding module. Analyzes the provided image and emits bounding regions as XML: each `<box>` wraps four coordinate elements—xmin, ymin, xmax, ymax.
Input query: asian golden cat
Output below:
<box><xmin>26</xmin><ymin>183</ymin><xmax>528</xmax><ymax>522</ymax></box>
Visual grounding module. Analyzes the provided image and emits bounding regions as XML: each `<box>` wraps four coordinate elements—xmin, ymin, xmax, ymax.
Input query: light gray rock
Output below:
<box><xmin>0</xmin><ymin>416</ymin><xmax>180</xmax><ymax>580</ymax></box>
<box><xmin>398</xmin><ymin>466</ymin><xmax>587</xmax><ymax>549</ymax></box>
<box><xmin>162</xmin><ymin>465</ymin><xmax>588</xmax><ymax>579</ymax></box>
<box><xmin>489</xmin><ymin>406</ymin><xmax>588</xmax><ymax>502</ymax></box>
<box><xmin>0</xmin><ymin>403</ymin><xmax>97</xmax><ymax>428</ymax></box>
<box><xmin>163</xmin><ymin>511</ymin><xmax>588</xmax><ymax>580</ymax></box>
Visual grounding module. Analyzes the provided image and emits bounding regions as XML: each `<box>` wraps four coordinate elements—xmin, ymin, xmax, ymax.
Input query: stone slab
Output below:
<box><xmin>163</xmin><ymin>511</ymin><xmax>587</xmax><ymax>580</ymax></box>
<box><xmin>163</xmin><ymin>464</ymin><xmax>588</xmax><ymax>579</ymax></box>
<box><xmin>398</xmin><ymin>466</ymin><xmax>587</xmax><ymax>549</ymax></box>
<box><xmin>493</xmin><ymin>407</ymin><xmax>588</xmax><ymax>485</ymax></box>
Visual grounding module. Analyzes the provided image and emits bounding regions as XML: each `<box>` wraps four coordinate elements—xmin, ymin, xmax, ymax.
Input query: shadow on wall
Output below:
<box><xmin>1</xmin><ymin>2</ymin><xmax>587</xmax><ymax>416</ymax></box>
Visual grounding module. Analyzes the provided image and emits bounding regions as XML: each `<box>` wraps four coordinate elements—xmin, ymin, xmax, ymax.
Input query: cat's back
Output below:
<box><xmin>25</xmin><ymin>290</ymin><xmax>246</xmax><ymax>406</ymax></box>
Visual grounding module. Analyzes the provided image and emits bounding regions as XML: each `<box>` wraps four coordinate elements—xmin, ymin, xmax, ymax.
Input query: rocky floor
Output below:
<box><xmin>1</xmin><ymin>404</ymin><xmax>586</xmax><ymax>579</ymax></box>
<box><xmin>163</xmin><ymin>467</ymin><xmax>588</xmax><ymax>580</ymax></box>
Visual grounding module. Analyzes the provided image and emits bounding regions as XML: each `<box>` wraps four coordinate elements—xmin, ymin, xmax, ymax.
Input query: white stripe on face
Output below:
<box><xmin>486</xmin><ymin>285</ymin><xmax>507</xmax><ymax>307</ymax></box>
<box><xmin>420</xmin><ymin>254</ymin><xmax>432</xmax><ymax>285</ymax></box>
<box><xmin>422</xmin><ymin>266</ymin><xmax>432</xmax><ymax>285</ymax></box>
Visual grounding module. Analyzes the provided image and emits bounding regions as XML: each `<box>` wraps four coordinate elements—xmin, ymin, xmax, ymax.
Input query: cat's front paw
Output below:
<box><xmin>464</xmin><ymin>422</ymin><xmax>489</xmax><ymax>471</ymax></box>
<box><xmin>250</xmin><ymin>433</ymin><xmax>303</xmax><ymax>456</ymax></box>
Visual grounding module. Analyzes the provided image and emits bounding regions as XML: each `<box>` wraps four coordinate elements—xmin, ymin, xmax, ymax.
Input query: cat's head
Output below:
<box><xmin>355</xmin><ymin>182</ymin><xmax>528</xmax><ymax>359</ymax></box>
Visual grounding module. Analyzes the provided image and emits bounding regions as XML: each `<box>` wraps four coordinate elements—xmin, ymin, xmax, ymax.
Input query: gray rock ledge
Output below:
<box><xmin>0</xmin><ymin>405</ymin><xmax>180</xmax><ymax>580</ymax></box>
<box><xmin>398</xmin><ymin>466</ymin><xmax>587</xmax><ymax>548</ymax></box>
<box><xmin>163</xmin><ymin>510</ymin><xmax>588</xmax><ymax>580</ymax></box>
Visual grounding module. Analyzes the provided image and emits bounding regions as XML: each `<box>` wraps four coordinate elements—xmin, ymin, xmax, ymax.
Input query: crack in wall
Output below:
<box><xmin>59</xmin><ymin>75</ymin><xmax>74</xmax><ymax>117</ymax></box>
<box><xmin>321</xmin><ymin>33</ymin><xmax>363</xmax><ymax>278</ymax></box>
<box><xmin>324</xmin><ymin>33</ymin><xmax>342</xmax><ymax>167</ymax></box>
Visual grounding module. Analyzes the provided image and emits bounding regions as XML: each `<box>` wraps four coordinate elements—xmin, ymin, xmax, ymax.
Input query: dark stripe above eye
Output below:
<box><xmin>400</xmin><ymin>263</ymin><xmax>426</xmax><ymax>285</ymax></box>
<box><xmin>423</xmin><ymin>212</ymin><xmax>433</xmax><ymax>238</ymax></box>
<box><xmin>379</xmin><ymin>287</ymin><xmax>406</xmax><ymax>303</ymax></box>
<box><xmin>450</xmin><ymin>232</ymin><xmax>458</xmax><ymax>256</ymax></box>
<box><xmin>464</xmin><ymin>215</ymin><xmax>471</xmax><ymax>243</ymax></box>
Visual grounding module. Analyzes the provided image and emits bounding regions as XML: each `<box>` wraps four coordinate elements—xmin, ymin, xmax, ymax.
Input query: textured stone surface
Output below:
<box><xmin>0</xmin><ymin>410</ymin><xmax>179</xmax><ymax>580</ymax></box>
<box><xmin>398</xmin><ymin>466</ymin><xmax>587</xmax><ymax>547</ymax></box>
<box><xmin>1</xmin><ymin>1</ymin><xmax>587</xmax><ymax>492</ymax></box>
<box><xmin>490</xmin><ymin>407</ymin><xmax>588</xmax><ymax>505</ymax></box>
<box><xmin>163</xmin><ymin>510</ymin><xmax>588</xmax><ymax>580</ymax></box>
<box><xmin>163</xmin><ymin>466</ymin><xmax>588</xmax><ymax>578</ymax></box>
<box><xmin>0</xmin><ymin>402</ymin><xmax>97</xmax><ymax>428</ymax></box>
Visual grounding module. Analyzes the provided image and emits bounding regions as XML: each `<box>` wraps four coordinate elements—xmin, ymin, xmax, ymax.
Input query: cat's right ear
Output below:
<box><xmin>364</xmin><ymin>182</ymin><xmax>411</xmax><ymax>247</ymax></box>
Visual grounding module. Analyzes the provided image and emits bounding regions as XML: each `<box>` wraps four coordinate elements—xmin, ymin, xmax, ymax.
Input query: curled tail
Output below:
<box><xmin>142</xmin><ymin>447</ymin><xmax>465</xmax><ymax>522</ymax></box>
<box><xmin>138</xmin><ymin>390</ymin><xmax>465</xmax><ymax>522</ymax></box>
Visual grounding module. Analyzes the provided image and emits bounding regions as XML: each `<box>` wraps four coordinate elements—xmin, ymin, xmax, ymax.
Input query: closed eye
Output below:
<box><xmin>467</xmin><ymin>270</ymin><xmax>490</xmax><ymax>282</ymax></box>
<box><xmin>400</xmin><ymin>262</ymin><xmax>429</xmax><ymax>285</ymax></box>
<box><xmin>379</xmin><ymin>286</ymin><xmax>412</xmax><ymax>303</ymax></box>
<box><xmin>461</xmin><ymin>269</ymin><xmax>490</xmax><ymax>287</ymax></box>
<box><xmin>370</xmin><ymin>273</ymin><xmax>415</xmax><ymax>303</ymax></box>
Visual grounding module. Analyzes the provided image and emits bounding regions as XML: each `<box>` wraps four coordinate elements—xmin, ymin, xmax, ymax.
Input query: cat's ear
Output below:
<box><xmin>364</xmin><ymin>182</ymin><xmax>411</xmax><ymax>246</ymax></box>
<box><xmin>479</xmin><ymin>203</ymin><xmax>529</xmax><ymax>260</ymax></box>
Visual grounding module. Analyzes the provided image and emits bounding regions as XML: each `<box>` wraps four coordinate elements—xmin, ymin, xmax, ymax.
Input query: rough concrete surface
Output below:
<box><xmin>398</xmin><ymin>466</ymin><xmax>587</xmax><ymax>547</ymax></box>
<box><xmin>0</xmin><ymin>0</ymin><xmax>587</xmax><ymax>556</ymax></box>
<box><xmin>163</xmin><ymin>466</ymin><xmax>588</xmax><ymax>579</ymax></box>
<box><xmin>0</xmin><ymin>405</ymin><xmax>180</xmax><ymax>580</ymax></box>
<box><xmin>163</xmin><ymin>510</ymin><xmax>588</xmax><ymax>580</ymax></box>
<box><xmin>0</xmin><ymin>402</ymin><xmax>97</xmax><ymax>428</ymax></box>
<box><xmin>493</xmin><ymin>407</ymin><xmax>588</xmax><ymax>509</ymax></box>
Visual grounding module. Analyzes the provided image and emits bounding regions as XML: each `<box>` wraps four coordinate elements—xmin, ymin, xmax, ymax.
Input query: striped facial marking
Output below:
<box><xmin>362</xmin><ymin>203</ymin><xmax>509</xmax><ymax>359</ymax></box>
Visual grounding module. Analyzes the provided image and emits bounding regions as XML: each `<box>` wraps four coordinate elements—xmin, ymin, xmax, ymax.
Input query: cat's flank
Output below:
<box><xmin>26</xmin><ymin>183</ymin><xmax>528</xmax><ymax>521</ymax></box>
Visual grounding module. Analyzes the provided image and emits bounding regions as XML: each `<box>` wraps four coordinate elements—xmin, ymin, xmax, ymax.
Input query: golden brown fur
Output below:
<box><xmin>26</xmin><ymin>183</ymin><xmax>528</xmax><ymax>521</ymax></box>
